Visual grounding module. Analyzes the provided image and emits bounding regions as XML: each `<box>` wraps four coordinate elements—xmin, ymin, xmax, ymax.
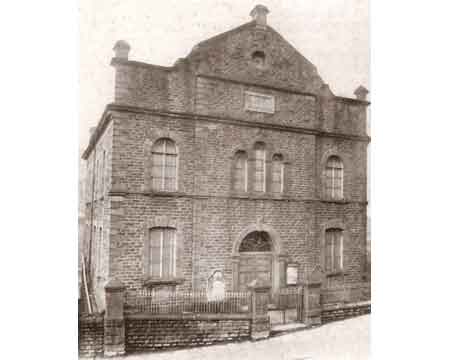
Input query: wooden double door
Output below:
<box><xmin>238</xmin><ymin>252</ymin><xmax>273</xmax><ymax>291</ymax></box>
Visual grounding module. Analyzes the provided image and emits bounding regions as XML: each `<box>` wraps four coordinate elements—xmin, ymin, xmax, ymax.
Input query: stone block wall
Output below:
<box><xmin>195</xmin><ymin>76</ymin><xmax>316</xmax><ymax>128</ymax></box>
<box><xmin>113</xmin><ymin>62</ymin><xmax>169</xmax><ymax>110</ymax></box>
<box><xmin>81</xmin><ymin>12</ymin><xmax>370</xmax><ymax>304</ymax></box>
<box><xmin>125</xmin><ymin>315</ymin><xmax>251</xmax><ymax>353</ymax></box>
<box><xmin>319</xmin><ymin>98</ymin><xmax>367</xmax><ymax>136</ymax></box>
<box><xmin>86</xmin><ymin>108</ymin><xmax>368</xmax><ymax>295</ymax></box>
<box><xmin>192</xmin><ymin>197</ymin><xmax>316</xmax><ymax>290</ymax></box>
<box><xmin>188</xmin><ymin>24</ymin><xmax>323</xmax><ymax>94</ymax></box>
<box><xmin>84</xmin><ymin>120</ymin><xmax>114</xmax><ymax>311</ymax></box>
<box><xmin>320</xmin><ymin>282</ymin><xmax>371</xmax><ymax>305</ymax></box>
<box><xmin>321</xmin><ymin>302</ymin><xmax>371</xmax><ymax>323</ymax></box>
<box><xmin>78</xmin><ymin>313</ymin><xmax>104</xmax><ymax>358</ymax></box>
<box><xmin>110</xmin><ymin>111</ymin><xmax>196</xmax><ymax>195</ymax></box>
<box><xmin>315</xmin><ymin>203</ymin><xmax>368</xmax><ymax>287</ymax></box>
<box><xmin>315</xmin><ymin>137</ymin><xmax>367</xmax><ymax>202</ymax></box>
<box><xmin>193</xmin><ymin>120</ymin><xmax>316</xmax><ymax>198</ymax></box>
<box><xmin>108</xmin><ymin>195</ymin><xmax>194</xmax><ymax>291</ymax></box>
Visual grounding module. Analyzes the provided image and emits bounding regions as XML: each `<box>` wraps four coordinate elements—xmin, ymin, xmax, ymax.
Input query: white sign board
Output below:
<box><xmin>286</xmin><ymin>264</ymin><xmax>298</xmax><ymax>285</ymax></box>
<box><xmin>244</xmin><ymin>91</ymin><xmax>275</xmax><ymax>114</ymax></box>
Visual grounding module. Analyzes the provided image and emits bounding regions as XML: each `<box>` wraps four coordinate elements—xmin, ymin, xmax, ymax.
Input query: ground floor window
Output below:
<box><xmin>149</xmin><ymin>227</ymin><xmax>177</xmax><ymax>278</ymax></box>
<box><xmin>325</xmin><ymin>228</ymin><xmax>343</xmax><ymax>272</ymax></box>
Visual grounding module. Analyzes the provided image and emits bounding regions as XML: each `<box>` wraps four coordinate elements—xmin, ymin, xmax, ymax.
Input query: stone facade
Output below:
<box><xmin>78</xmin><ymin>314</ymin><xmax>104</xmax><ymax>357</ymax></box>
<box><xmin>125</xmin><ymin>316</ymin><xmax>251</xmax><ymax>353</ymax></box>
<box><xmin>321</xmin><ymin>302</ymin><xmax>371</xmax><ymax>323</ymax></box>
<box><xmin>82</xmin><ymin>5</ymin><xmax>370</xmax><ymax>310</ymax></box>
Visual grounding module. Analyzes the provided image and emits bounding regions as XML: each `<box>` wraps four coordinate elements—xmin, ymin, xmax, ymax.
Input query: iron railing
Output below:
<box><xmin>125</xmin><ymin>289</ymin><xmax>252</xmax><ymax>315</ymax></box>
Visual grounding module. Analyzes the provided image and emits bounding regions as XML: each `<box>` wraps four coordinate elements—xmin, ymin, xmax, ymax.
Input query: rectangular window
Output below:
<box><xmin>233</xmin><ymin>153</ymin><xmax>247</xmax><ymax>192</ymax></box>
<box><xmin>271</xmin><ymin>160</ymin><xmax>283</xmax><ymax>193</ymax></box>
<box><xmin>254</xmin><ymin>148</ymin><xmax>266</xmax><ymax>192</ymax></box>
<box><xmin>102</xmin><ymin>150</ymin><xmax>106</xmax><ymax>195</ymax></box>
<box><xmin>96</xmin><ymin>227</ymin><xmax>102</xmax><ymax>278</ymax></box>
<box><xmin>325</xmin><ymin>157</ymin><xmax>344</xmax><ymax>199</ymax></box>
<box><xmin>165</xmin><ymin>154</ymin><xmax>177</xmax><ymax>191</ymax></box>
<box><xmin>151</xmin><ymin>140</ymin><xmax>177</xmax><ymax>192</ymax></box>
<box><xmin>149</xmin><ymin>228</ymin><xmax>177</xmax><ymax>278</ymax></box>
<box><xmin>92</xmin><ymin>226</ymin><xmax>97</xmax><ymax>275</ymax></box>
<box><xmin>152</xmin><ymin>153</ymin><xmax>164</xmax><ymax>191</ymax></box>
<box><xmin>325</xmin><ymin>229</ymin><xmax>343</xmax><ymax>272</ymax></box>
<box><xmin>94</xmin><ymin>158</ymin><xmax>100</xmax><ymax>199</ymax></box>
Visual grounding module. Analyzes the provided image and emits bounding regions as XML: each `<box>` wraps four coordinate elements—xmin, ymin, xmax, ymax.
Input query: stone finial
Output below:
<box><xmin>113</xmin><ymin>40</ymin><xmax>130</xmax><ymax>60</ymax></box>
<box><xmin>354</xmin><ymin>85</ymin><xmax>369</xmax><ymax>100</ymax></box>
<box><xmin>104</xmin><ymin>278</ymin><xmax>126</xmax><ymax>291</ymax></box>
<box><xmin>250</xmin><ymin>4</ymin><xmax>269</xmax><ymax>27</ymax></box>
<box><xmin>89</xmin><ymin>126</ymin><xmax>96</xmax><ymax>137</ymax></box>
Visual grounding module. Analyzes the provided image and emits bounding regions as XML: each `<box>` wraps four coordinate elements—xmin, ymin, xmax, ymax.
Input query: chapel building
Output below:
<box><xmin>82</xmin><ymin>5</ymin><xmax>370</xmax><ymax>310</ymax></box>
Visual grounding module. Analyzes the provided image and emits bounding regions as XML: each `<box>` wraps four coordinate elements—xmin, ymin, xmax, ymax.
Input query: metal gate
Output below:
<box><xmin>269</xmin><ymin>286</ymin><xmax>304</xmax><ymax>325</ymax></box>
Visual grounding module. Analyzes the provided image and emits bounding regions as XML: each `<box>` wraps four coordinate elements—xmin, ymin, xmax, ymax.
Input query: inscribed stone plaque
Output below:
<box><xmin>244</xmin><ymin>91</ymin><xmax>275</xmax><ymax>114</ymax></box>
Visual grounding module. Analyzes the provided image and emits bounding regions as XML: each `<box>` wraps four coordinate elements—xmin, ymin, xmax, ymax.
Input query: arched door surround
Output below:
<box><xmin>231</xmin><ymin>224</ymin><xmax>287</xmax><ymax>292</ymax></box>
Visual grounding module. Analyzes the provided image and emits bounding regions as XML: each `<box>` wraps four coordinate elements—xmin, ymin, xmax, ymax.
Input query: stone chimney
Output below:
<box><xmin>250</xmin><ymin>4</ymin><xmax>269</xmax><ymax>27</ymax></box>
<box><xmin>354</xmin><ymin>85</ymin><xmax>369</xmax><ymax>101</ymax></box>
<box><xmin>113</xmin><ymin>40</ymin><xmax>130</xmax><ymax>60</ymax></box>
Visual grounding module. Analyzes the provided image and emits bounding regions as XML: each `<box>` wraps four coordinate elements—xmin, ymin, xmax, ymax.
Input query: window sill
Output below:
<box><xmin>320</xmin><ymin>198</ymin><xmax>349</xmax><ymax>204</ymax></box>
<box><xmin>229</xmin><ymin>191</ymin><xmax>288</xmax><ymax>200</ymax></box>
<box><xmin>143</xmin><ymin>277</ymin><xmax>185</xmax><ymax>287</ymax></box>
<box><xmin>326</xmin><ymin>271</ymin><xmax>347</xmax><ymax>277</ymax></box>
<box><xmin>144</xmin><ymin>191</ymin><xmax>186</xmax><ymax>197</ymax></box>
<box><xmin>230</xmin><ymin>191</ymin><xmax>250</xmax><ymax>199</ymax></box>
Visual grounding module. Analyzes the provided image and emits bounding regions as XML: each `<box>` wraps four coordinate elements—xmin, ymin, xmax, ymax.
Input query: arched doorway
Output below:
<box><xmin>237</xmin><ymin>231</ymin><xmax>273</xmax><ymax>291</ymax></box>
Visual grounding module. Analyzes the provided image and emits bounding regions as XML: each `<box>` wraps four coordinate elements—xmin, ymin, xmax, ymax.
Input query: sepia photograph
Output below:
<box><xmin>5</xmin><ymin>1</ymin><xmax>450</xmax><ymax>359</ymax></box>
<box><xmin>78</xmin><ymin>1</ymin><xmax>370</xmax><ymax>358</ymax></box>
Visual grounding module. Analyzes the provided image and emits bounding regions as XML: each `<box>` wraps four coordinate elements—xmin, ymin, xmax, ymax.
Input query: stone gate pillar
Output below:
<box><xmin>248</xmin><ymin>279</ymin><xmax>271</xmax><ymax>340</ymax></box>
<box><xmin>302</xmin><ymin>266</ymin><xmax>324</xmax><ymax>326</ymax></box>
<box><xmin>104</xmin><ymin>278</ymin><xmax>126</xmax><ymax>357</ymax></box>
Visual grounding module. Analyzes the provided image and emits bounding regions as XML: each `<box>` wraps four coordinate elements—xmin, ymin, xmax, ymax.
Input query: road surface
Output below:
<box><xmin>123</xmin><ymin>315</ymin><xmax>369</xmax><ymax>360</ymax></box>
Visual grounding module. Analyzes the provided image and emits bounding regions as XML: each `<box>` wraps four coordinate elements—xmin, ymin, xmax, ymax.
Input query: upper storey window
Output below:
<box><xmin>271</xmin><ymin>154</ymin><xmax>284</xmax><ymax>194</ymax></box>
<box><xmin>254</xmin><ymin>143</ymin><xmax>266</xmax><ymax>192</ymax></box>
<box><xmin>325</xmin><ymin>156</ymin><xmax>344</xmax><ymax>199</ymax></box>
<box><xmin>152</xmin><ymin>138</ymin><xmax>177</xmax><ymax>192</ymax></box>
<box><xmin>232</xmin><ymin>151</ymin><xmax>248</xmax><ymax>192</ymax></box>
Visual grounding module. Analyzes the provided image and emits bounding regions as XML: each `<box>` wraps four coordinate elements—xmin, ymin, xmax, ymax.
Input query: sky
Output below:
<box><xmin>79</xmin><ymin>0</ymin><xmax>369</xmax><ymax>153</ymax></box>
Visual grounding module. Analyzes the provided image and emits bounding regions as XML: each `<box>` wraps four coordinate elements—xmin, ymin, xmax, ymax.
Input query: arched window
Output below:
<box><xmin>271</xmin><ymin>154</ymin><xmax>284</xmax><ymax>193</ymax></box>
<box><xmin>325</xmin><ymin>228</ymin><xmax>343</xmax><ymax>272</ymax></box>
<box><xmin>239</xmin><ymin>231</ymin><xmax>272</xmax><ymax>252</ymax></box>
<box><xmin>325</xmin><ymin>156</ymin><xmax>343</xmax><ymax>199</ymax></box>
<box><xmin>149</xmin><ymin>227</ymin><xmax>177</xmax><ymax>278</ymax></box>
<box><xmin>254</xmin><ymin>143</ymin><xmax>266</xmax><ymax>192</ymax></box>
<box><xmin>152</xmin><ymin>138</ymin><xmax>177</xmax><ymax>192</ymax></box>
<box><xmin>232</xmin><ymin>151</ymin><xmax>248</xmax><ymax>192</ymax></box>
<box><xmin>251</xmin><ymin>51</ymin><xmax>266</xmax><ymax>69</ymax></box>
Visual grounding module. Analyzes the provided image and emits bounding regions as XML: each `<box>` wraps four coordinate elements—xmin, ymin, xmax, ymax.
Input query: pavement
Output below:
<box><xmin>122</xmin><ymin>315</ymin><xmax>370</xmax><ymax>360</ymax></box>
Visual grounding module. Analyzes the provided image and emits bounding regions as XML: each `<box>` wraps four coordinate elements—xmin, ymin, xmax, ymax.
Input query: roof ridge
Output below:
<box><xmin>187</xmin><ymin>21</ymin><xmax>255</xmax><ymax>56</ymax></box>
